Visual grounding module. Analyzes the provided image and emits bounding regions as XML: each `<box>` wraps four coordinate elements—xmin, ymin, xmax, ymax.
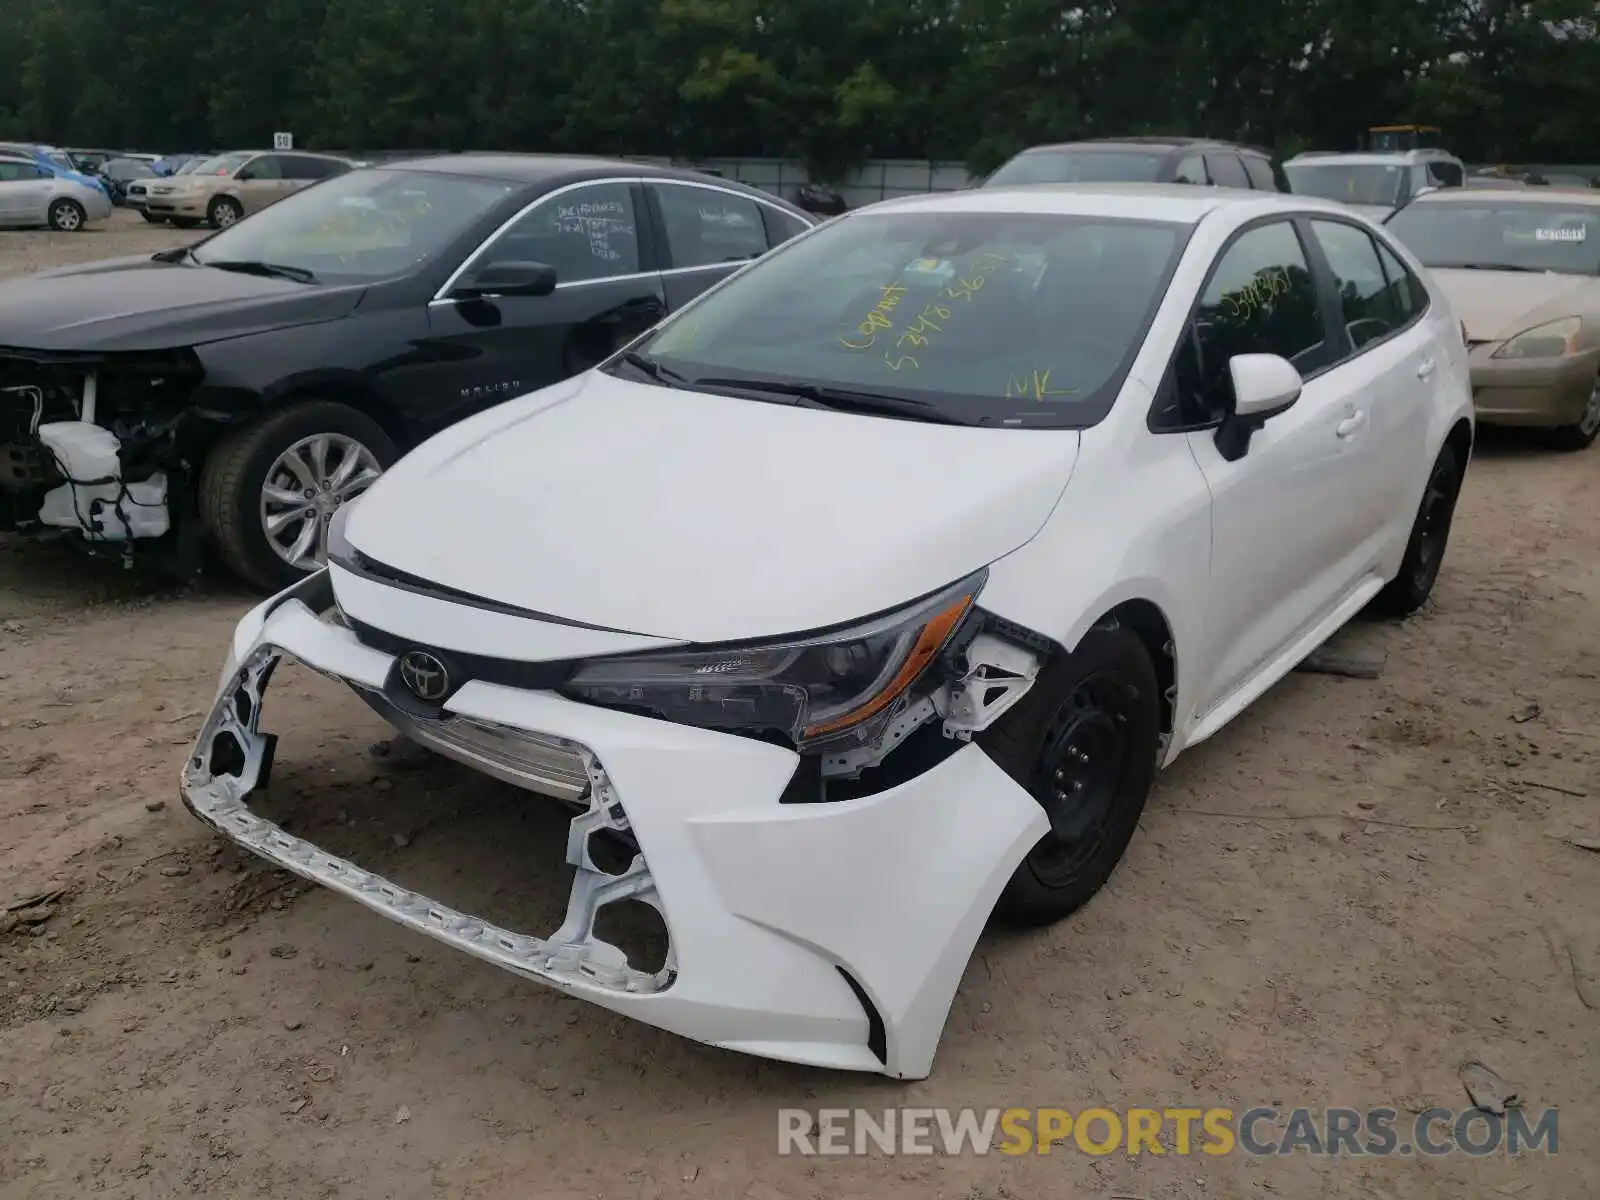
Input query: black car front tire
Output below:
<box><xmin>981</xmin><ymin>624</ymin><xmax>1161</xmax><ymax>927</ymax></box>
<box><xmin>200</xmin><ymin>400</ymin><xmax>397</xmax><ymax>592</ymax></box>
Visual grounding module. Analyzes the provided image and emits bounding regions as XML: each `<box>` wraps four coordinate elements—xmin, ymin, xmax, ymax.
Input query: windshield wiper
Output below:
<box><xmin>691</xmin><ymin>376</ymin><xmax>963</xmax><ymax>423</ymax></box>
<box><xmin>202</xmin><ymin>259</ymin><xmax>318</xmax><ymax>284</ymax></box>
<box><xmin>1431</xmin><ymin>261</ymin><xmax>1547</xmax><ymax>274</ymax></box>
<box><xmin>614</xmin><ymin>350</ymin><xmax>693</xmax><ymax>387</ymax></box>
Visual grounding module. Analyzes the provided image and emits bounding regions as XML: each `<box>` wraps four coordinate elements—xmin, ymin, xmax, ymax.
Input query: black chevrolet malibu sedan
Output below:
<box><xmin>0</xmin><ymin>155</ymin><xmax>816</xmax><ymax>589</ymax></box>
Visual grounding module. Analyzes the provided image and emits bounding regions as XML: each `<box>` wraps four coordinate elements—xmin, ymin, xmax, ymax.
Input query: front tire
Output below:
<box><xmin>981</xmin><ymin>625</ymin><xmax>1161</xmax><ymax>927</ymax></box>
<box><xmin>47</xmin><ymin>199</ymin><xmax>85</xmax><ymax>232</ymax></box>
<box><xmin>199</xmin><ymin>401</ymin><xmax>396</xmax><ymax>592</ymax></box>
<box><xmin>1548</xmin><ymin>375</ymin><xmax>1600</xmax><ymax>451</ymax></box>
<box><xmin>207</xmin><ymin>196</ymin><xmax>242</xmax><ymax>229</ymax></box>
<box><xmin>1371</xmin><ymin>441</ymin><xmax>1464</xmax><ymax>617</ymax></box>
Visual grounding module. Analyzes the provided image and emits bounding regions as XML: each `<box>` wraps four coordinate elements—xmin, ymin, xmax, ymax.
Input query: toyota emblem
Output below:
<box><xmin>398</xmin><ymin>650</ymin><xmax>451</xmax><ymax>702</ymax></box>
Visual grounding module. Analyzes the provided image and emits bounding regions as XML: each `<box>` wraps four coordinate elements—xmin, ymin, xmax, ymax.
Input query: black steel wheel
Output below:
<box><xmin>981</xmin><ymin>624</ymin><xmax>1161</xmax><ymax>927</ymax></box>
<box><xmin>1371</xmin><ymin>441</ymin><xmax>1464</xmax><ymax>617</ymax></box>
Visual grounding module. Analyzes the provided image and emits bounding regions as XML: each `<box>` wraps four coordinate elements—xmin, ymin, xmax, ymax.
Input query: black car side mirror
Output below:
<box><xmin>453</xmin><ymin>261</ymin><xmax>558</xmax><ymax>300</ymax></box>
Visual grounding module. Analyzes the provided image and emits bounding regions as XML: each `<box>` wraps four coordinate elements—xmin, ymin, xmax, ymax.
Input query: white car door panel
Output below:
<box><xmin>1306</xmin><ymin>218</ymin><xmax>1434</xmax><ymax>560</ymax></box>
<box><xmin>1158</xmin><ymin>218</ymin><xmax>1368</xmax><ymax>720</ymax></box>
<box><xmin>1186</xmin><ymin>370</ymin><xmax>1367</xmax><ymax>715</ymax></box>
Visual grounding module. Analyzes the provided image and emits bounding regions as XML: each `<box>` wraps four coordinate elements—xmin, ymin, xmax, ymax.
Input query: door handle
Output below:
<box><xmin>1416</xmin><ymin>358</ymin><xmax>1437</xmax><ymax>380</ymax></box>
<box><xmin>1336</xmin><ymin>412</ymin><xmax>1366</xmax><ymax>438</ymax></box>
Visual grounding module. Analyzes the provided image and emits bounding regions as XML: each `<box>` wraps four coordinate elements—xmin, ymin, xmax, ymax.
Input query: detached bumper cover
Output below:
<box><xmin>180</xmin><ymin>571</ymin><xmax>1047</xmax><ymax>1078</ymax></box>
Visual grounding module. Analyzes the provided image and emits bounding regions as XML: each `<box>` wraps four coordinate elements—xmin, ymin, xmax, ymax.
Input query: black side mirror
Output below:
<box><xmin>454</xmin><ymin>260</ymin><xmax>557</xmax><ymax>300</ymax></box>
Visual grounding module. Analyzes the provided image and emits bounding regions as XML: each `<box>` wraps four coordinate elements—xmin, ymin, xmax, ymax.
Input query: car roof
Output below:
<box><xmin>1018</xmin><ymin>137</ymin><xmax>1272</xmax><ymax>157</ymax></box>
<box><xmin>1407</xmin><ymin>187</ymin><xmax>1600</xmax><ymax>208</ymax></box>
<box><xmin>370</xmin><ymin>153</ymin><xmax>801</xmax><ymax>208</ymax></box>
<box><xmin>1288</xmin><ymin>151</ymin><xmax>1456</xmax><ymax>166</ymax></box>
<box><xmin>863</xmin><ymin>182</ymin><xmax>1353</xmax><ymax>224</ymax></box>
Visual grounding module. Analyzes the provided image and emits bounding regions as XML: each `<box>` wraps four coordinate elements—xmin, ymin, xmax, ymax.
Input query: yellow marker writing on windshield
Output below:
<box><xmin>840</xmin><ymin>282</ymin><xmax>909</xmax><ymax>349</ymax></box>
<box><xmin>1005</xmin><ymin>369</ymin><xmax>1078</xmax><ymax>401</ymax></box>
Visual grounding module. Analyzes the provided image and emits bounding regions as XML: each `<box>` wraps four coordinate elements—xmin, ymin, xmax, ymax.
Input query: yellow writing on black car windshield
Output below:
<box><xmin>1218</xmin><ymin>267</ymin><xmax>1291</xmax><ymax>321</ymax></box>
<box><xmin>1005</xmin><ymin>369</ymin><xmax>1078</xmax><ymax>401</ymax></box>
<box><xmin>844</xmin><ymin>251</ymin><xmax>1014</xmax><ymax>372</ymax></box>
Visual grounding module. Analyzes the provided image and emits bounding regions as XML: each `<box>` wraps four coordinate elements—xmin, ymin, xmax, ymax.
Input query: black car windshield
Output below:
<box><xmin>1285</xmin><ymin>163</ymin><xmax>1404</xmax><ymax>206</ymax></box>
<box><xmin>630</xmin><ymin>209</ymin><xmax>1188</xmax><ymax>427</ymax></box>
<box><xmin>985</xmin><ymin>150</ymin><xmax>1167</xmax><ymax>186</ymax></box>
<box><xmin>1386</xmin><ymin>200</ymin><xmax>1600</xmax><ymax>275</ymax></box>
<box><xmin>190</xmin><ymin>168</ymin><xmax>517</xmax><ymax>283</ymax></box>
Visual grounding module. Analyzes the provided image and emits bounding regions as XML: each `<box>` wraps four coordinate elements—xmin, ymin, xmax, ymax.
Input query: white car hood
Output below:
<box><xmin>345</xmin><ymin>372</ymin><xmax>1081</xmax><ymax>644</ymax></box>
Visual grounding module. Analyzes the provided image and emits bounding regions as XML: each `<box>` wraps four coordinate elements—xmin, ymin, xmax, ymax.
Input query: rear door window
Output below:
<box><xmin>1172</xmin><ymin>155</ymin><xmax>1208</xmax><ymax>185</ymax></box>
<box><xmin>1242</xmin><ymin>156</ymin><xmax>1278</xmax><ymax>191</ymax></box>
<box><xmin>1308</xmin><ymin>219</ymin><xmax>1402</xmax><ymax>352</ymax></box>
<box><xmin>652</xmin><ymin>183</ymin><xmax>769</xmax><ymax>268</ymax></box>
<box><xmin>1205</xmin><ymin>153</ymin><xmax>1251</xmax><ymax>189</ymax></box>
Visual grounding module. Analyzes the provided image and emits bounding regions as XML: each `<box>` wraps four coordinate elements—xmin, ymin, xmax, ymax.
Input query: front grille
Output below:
<box><xmin>355</xmin><ymin>685</ymin><xmax>591</xmax><ymax>802</ymax></box>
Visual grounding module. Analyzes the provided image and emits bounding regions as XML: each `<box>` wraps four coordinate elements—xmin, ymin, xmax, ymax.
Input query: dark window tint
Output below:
<box><xmin>282</xmin><ymin>155</ymin><xmax>342</xmax><ymax>180</ymax></box>
<box><xmin>1373</xmin><ymin>238</ymin><xmax>1427</xmax><ymax>320</ymax></box>
<box><xmin>653</xmin><ymin>184</ymin><xmax>768</xmax><ymax>268</ymax></box>
<box><xmin>1426</xmin><ymin>160</ymin><xmax>1464</xmax><ymax>188</ymax></box>
<box><xmin>762</xmin><ymin>205</ymin><xmax>812</xmax><ymax>247</ymax></box>
<box><xmin>0</xmin><ymin>161</ymin><xmax>43</xmax><ymax>182</ymax></box>
<box><xmin>1172</xmin><ymin>155</ymin><xmax>1207</xmax><ymax>185</ymax></box>
<box><xmin>1205</xmin><ymin>153</ymin><xmax>1251</xmax><ymax>189</ymax></box>
<box><xmin>1242</xmin><ymin>155</ymin><xmax>1278</xmax><ymax>191</ymax></box>
<box><xmin>1165</xmin><ymin>221</ymin><xmax>1328</xmax><ymax>427</ymax></box>
<box><xmin>484</xmin><ymin>181</ymin><xmax>640</xmax><ymax>283</ymax></box>
<box><xmin>1309</xmin><ymin>219</ymin><xmax>1403</xmax><ymax>350</ymax></box>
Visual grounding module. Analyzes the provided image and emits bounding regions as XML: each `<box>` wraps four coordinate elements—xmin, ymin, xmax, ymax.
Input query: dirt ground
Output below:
<box><xmin>1</xmin><ymin>211</ymin><xmax>1597</xmax><ymax>1199</ymax></box>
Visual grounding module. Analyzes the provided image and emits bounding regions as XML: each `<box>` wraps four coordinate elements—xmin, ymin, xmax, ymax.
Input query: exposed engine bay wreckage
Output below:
<box><xmin>1</xmin><ymin>350</ymin><xmax>192</xmax><ymax>558</ymax></box>
<box><xmin>181</xmin><ymin>559</ymin><xmax>1058</xmax><ymax>1080</ymax></box>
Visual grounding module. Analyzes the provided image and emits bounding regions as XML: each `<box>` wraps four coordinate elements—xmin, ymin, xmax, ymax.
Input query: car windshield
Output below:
<box><xmin>1285</xmin><ymin>163</ymin><xmax>1405</xmax><ymax>206</ymax></box>
<box><xmin>628</xmin><ymin>209</ymin><xmax>1188</xmax><ymax>428</ymax></box>
<box><xmin>1385</xmin><ymin>201</ymin><xmax>1600</xmax><ymax>275</ymax></box>
<box><xmin>189</xmin><ymin>167</ymin><xmax>517</xmax><ymax>283</ymax></box>
<box><xmin>46</xmin><ymin>152</ymin><xmax>73</xmax><ymax>172</ymax></box>
<box><xmin>985</xmin><ymin>150</ymin><xmax>1167</xmax><ymax>186</ymax></box>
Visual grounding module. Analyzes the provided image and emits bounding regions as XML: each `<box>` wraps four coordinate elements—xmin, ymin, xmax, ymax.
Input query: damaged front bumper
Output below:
<box><xmin>1</xmin><ymin>348</ymin><xmax>197</xmax><ymax>543</ymax></box>
<box><xmin>180</xmin><ymin>569</ymin><xmax>1049</xmax><ymax>1078</ymax></box>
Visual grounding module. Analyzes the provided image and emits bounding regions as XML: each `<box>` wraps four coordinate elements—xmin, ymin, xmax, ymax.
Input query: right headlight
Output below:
<box><xmin>1491</xmin><ymin>315</ymin><xmax>1582</xmax><ymax>359</ymax></box>
<box><xmin>560</xmin><ymin>572</ymin><xmax>983</xmax><ymax>749</ymax></box>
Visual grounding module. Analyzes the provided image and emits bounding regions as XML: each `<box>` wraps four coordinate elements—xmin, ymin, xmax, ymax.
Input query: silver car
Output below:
<box><xmin>0</xmin><ymin>154</ymin><xmax>114</xmax><ymax>230</ymax></box>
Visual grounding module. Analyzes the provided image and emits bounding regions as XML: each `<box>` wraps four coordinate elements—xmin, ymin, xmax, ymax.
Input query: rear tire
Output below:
<box><xmin>199</xmin><ymin>401</ymin><xmax>397</xmax><ymax>593</ymax></box>
<box><xmin>1548</xmin><ymin>375</ymin><xmax>1600</xmax><ymax>451</ymax></box>
<box><xmin>47</xmin><ymin>199</ymin><xmax>85</xmax><ymax>232</ymax></box>
<box><xmin>140</xmin><ymin>212</ymin><xmax>165</xmax><ymax>224</ymax></box>
<box><xmin>1371</xmin><ymin>442</ymin><xmax>1465</xmax><ymax>617</ymax></box>
<box><xmin>981</xmin><ymin>625</ymin><xmax>1161</xmax><ymax>927</ymax></box>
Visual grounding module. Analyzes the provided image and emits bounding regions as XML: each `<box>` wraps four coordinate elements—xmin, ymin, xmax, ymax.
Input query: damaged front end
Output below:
<box><xmin>1</xmin><ymin>345</ymin><xmax>204</xmax><ymax>562</ymax></box>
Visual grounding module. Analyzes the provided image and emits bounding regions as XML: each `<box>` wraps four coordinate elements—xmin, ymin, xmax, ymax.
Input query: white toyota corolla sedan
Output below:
<box><xmin>182</xmin><ymin>184</ymin><xmax>1474</xmax><ymax>1079</ymax></box>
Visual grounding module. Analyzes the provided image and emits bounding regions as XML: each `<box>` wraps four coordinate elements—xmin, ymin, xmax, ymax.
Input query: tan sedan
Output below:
<box><xmin>1385</xmin><ymin>189</ymin><xmax>1600</xmax><ymax>449</ymax></box>
<box><xmin>143</xmin><ymin>150</ymin><xmax>353</xmax><ymax>229</ymax></box>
